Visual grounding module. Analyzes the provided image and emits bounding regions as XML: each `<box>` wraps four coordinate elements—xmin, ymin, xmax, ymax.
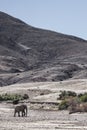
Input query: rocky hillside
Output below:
<box><xmin>0</xmin><ymin>11</ymin><xmax>87</xmax><ymax>86</ymax></box>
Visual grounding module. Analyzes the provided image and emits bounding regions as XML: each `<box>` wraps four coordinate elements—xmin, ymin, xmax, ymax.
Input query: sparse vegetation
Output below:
<box><xmin>58</xmin><ymin>91</ymin><xmax>87</xmax><ymax>112</ymax></box>
<box><xmin>58</xmin><ymin>90</ymin><xmax>77</xmax><ymax>100</ymax></box>
<box><xmin>0</xmin><ymin>93</ymin><xmax>29</xmax><ymax>102</ymax></box>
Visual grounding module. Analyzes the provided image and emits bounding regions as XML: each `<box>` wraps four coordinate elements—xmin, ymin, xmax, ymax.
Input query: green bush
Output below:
<box><xmin>59</xmin><ymin>90</ymin><xmax>77</xmax><ymax>100</ymax></box>
<box><xmin>78</xmin><ymin>93</ymin><xmax>83</xmax><ymax>97</ymax></box>
<box><xmin>0</xmin><ymin>93</ymin><xmax>23</xmax><ymax>101</ymax></box>
<box><xmin>59</xmin><ymin>100</ymin><xmax>69</xmax><ymax>110</ymax></box>
<box><xmin>67</xmin><ymin>91</ymin><xmax>77</xmax><ymax>97</ymax></box>
<box><xmin>79</xmin><ymin>93</ymin><xmax>87</xmax><ymax>102</ymax></box>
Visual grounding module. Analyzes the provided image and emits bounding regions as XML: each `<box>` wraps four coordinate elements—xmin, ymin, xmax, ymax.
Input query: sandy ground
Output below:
<box><xmin>0</xmin><ymin>79</ymin><xmax>87</xmax><ymax>130</ymax></box>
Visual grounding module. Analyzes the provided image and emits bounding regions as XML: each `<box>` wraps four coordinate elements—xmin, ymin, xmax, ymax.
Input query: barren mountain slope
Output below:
<box><xmin>0</xmin><ymin>11</ymin><xmax>87</xmax><ymax>86</ymax></box>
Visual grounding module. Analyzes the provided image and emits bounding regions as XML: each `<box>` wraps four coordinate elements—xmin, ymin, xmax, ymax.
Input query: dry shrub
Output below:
<box><xmin>59</xmin><ymin>97</ymin><xmax>80</xmax><ymax>111</ymax></box>
<box><xmin>69</xmin><ymin>103</ymin><xmax>87</xmax><ymax>114</ymax></box>
<box><xmin>58</xmin><ymin>91</ymin><xmax>87</xmax><ymax>113</ymax></box>
<box><xmin>23</xmin><ymin>94</ymin><xmax>29</xmax><ymax>99</ymax></box>
<box><xmin>13</xmin><ymin>99</ymin><xmax>19</xmax><ymax>105</ymax></box>
<box><xmin>40</xmin><ymin>93</ymin><xmax>44</xmax><ymax>95</ymax></box>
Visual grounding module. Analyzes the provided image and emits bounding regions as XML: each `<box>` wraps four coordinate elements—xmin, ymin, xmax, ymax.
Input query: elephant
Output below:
<box><xmin>14</xmin><ymin>104</ymin><xmax>27</xmax><ymax>117</ymax></box>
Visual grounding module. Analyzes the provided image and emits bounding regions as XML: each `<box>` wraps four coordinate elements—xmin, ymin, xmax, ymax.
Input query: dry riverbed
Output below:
<box><xmin>0</xmin><ymin>80</ymin><xmax>87</xmax><ymax>130</ymax></box>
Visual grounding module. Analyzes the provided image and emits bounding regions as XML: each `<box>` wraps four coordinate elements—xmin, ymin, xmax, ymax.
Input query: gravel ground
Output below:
<box><xmin>0</xmin><ymin>103</ymin><xmax>87</xmax><ymax>130</ymax></box>
<box><xmin>0</xmin><ymin>80</ymin><xmax>87</xmax><ymax>130</ymax></box>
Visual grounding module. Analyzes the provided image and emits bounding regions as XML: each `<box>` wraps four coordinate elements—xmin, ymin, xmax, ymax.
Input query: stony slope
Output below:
<box><xmin>0</xmin><ymin>11</ymin><xmax>87</xmax><ymax>86</ymax></box>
